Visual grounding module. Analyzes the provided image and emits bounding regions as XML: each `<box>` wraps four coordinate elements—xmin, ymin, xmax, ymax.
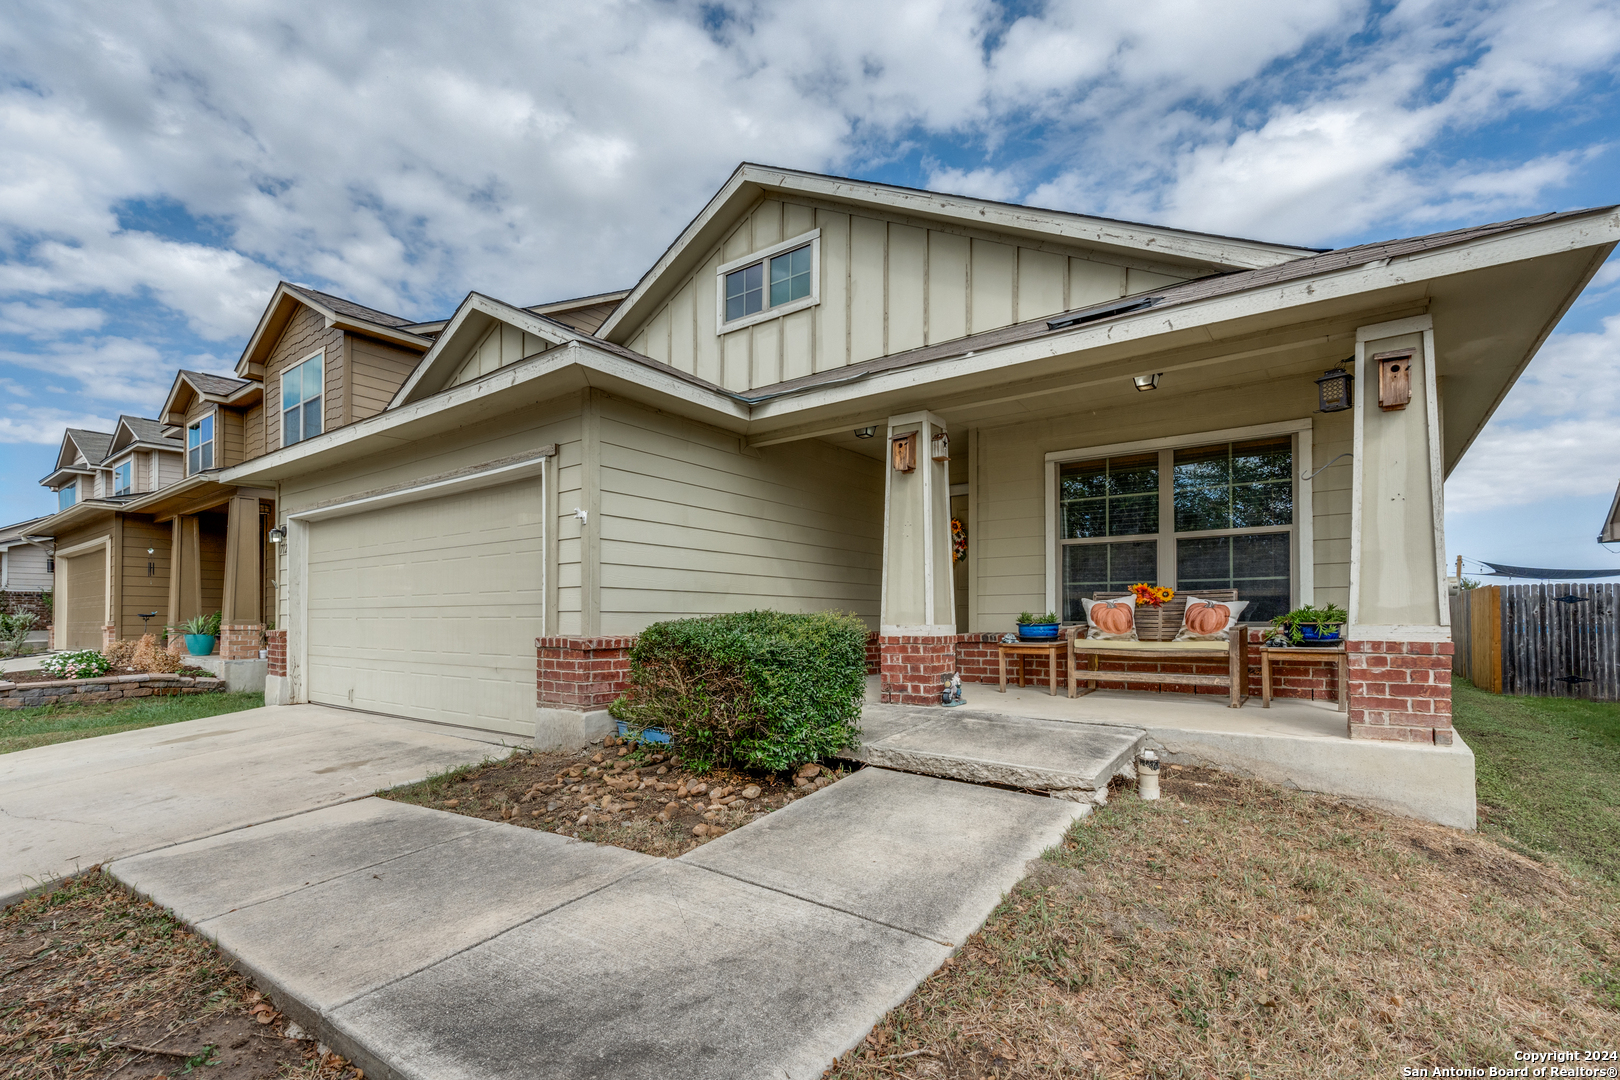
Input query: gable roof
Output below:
<box><xmin>597</xmin><ymin>163</ymin><xmax>1324</xmax><ymax>344</ymax></box>
<box><xmin>107</xmin><ymin>415</ymin><xmax>183</xmax><ymax>456</ymax></box>
<box><xmin>1603</xmin><ymin>480</ymin><xmax>1620</xmax><ymax>544</ymax></box>
<box><xmin>235</xmin><ymin>281</ymin><xmax>435</xmax><ymax>377</ymax></box>
<box><xmin>159</xmin><ymin>369</ymin><xmax>261</xmax><ymax>426</ymax></box>
<box><xmin>60</xmin><ymin>428</ymin><xmax>112</xmax><ymax>468</ymax></box>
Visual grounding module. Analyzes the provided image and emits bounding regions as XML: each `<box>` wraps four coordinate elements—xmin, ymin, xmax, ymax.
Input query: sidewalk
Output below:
<box><xmin>109</xmin><ymin>766</ymin><xmax>1086</xmax><ymax>1080</ymax></box>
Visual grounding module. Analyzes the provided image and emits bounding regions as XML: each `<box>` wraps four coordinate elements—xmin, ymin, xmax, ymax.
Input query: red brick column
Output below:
<box><xmin>266</xmin><ymin>629</ymin><xmax>287</xmax><ymax>677</ymax></box>
<box><xmin>537</xmin><ymin>636</ymin><xmax>635</xmax><ymax>709</ymax></box>
<box><xmin>1347</xmin><ymin>640</ymin><xmax>1454</xmax><ymax>744</ymax></box>
<box><xmin>220</xmin><ymin>623</ymin><xmax>263</xmax><ymax>660</ymax></box>
<box><xmin>101</xmin><ymin>624</ymin><xmax>117</xmax><ymax>651</ymax></box>
<box><xmin>864</xmin><ymin>631</ymin><xmax>881</xmax><ymax>676</ymax></box>
<box><xmin>879</xmin><ymin>634</ymin><xmax>957</xmax><ymax>705</ymax></box>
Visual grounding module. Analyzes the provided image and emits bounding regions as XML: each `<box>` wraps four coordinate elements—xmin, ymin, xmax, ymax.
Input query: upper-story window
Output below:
<box><xmin>282</xmin><ymin>353</ymin><xmax>323</xmax><ymax>447</ymax></box>
<box><xmin>58</xmin><ymin>481</ymin><xmax>76</xmax><ymax>511</ymax></box>
<box><xmin>113</xmin><ymin>461</ymin><xmax>132</xmax><ymax>496</ymax></box>
<box><xmin>187</xmin><ymin>414</ymin><xmax>214</xmax><ymax>475</ymax></box>
<box><xmin>716</xmin><ymin>231</ymin><xmax>820</xmax><ymax>334</ymax></box>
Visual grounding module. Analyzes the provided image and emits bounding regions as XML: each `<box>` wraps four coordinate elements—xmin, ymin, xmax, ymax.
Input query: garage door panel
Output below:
<box><xmin>306</xmin><ymin>483</ymin><xmax>542</xmax><ymax>736</ymax></box>
<box><xmin>63</xmin><ymin>551</ymin><xmax>107</xmax><ymax>651</ymax></box>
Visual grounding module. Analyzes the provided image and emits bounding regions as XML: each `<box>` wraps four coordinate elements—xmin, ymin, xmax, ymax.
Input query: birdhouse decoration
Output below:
<box><xmin>891</xmin><ymin>432</ymin><xmax>917</xmax><ymax>472</ymax></box>
<box><xmin>1374</xmin><ymin>349</ymin><xmax>1413</xmax><ymax>411</ymax></box>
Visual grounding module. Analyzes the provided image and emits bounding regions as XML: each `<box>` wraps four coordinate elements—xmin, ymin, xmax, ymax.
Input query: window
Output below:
<box><xmin>717</xmin><ymin>231</ymin><xmax>819</xmax><ymax>331</ymax></box>
<box><xmin>113</xmin><ymin>461</ymin><xmax>132</xmax><ymax>496</ymax></box>
<box><xmin>187</xmin><ymin>414</ymin><xmax>214</xmax><ymax>475</ymax></box>
<box><xmin>58</xmin><ymin>481</ymin><xmax>76</xmax><ymax>511</ymax></box>
<box><xmin>281</xmin><ymin>353</ymin><xmax>323</xmax><ymax>447</ymax></box>
<box><xmin>1058</xmin><ymin>435</ymin><xmax>1296</xmax><ymax>623</ymax></box>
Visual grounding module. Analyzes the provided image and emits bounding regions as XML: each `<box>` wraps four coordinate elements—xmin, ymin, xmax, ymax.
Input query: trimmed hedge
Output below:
<box><xmin>609</xmin><ymin>610</ymin><xmax>867</xmax><ymax>773</ymax></box>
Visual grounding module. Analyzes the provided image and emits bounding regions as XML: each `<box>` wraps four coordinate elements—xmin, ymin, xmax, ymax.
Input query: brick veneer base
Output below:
<box><xmin>266</xmin><ymin>629</ymin><xmax>287</xmax><ymax>677</ymax></box>
<box><xmin>537</xmin><ymin>636</ymin><xmax>635</xmax><ymax>709</ymax></box>
<box><xmin>1347</xmin><ymin>640</ymin><xmax>1454</xmax><ymax>745</ymax></box>
<box><xmin>879</xmin><ymin>635</ymin><xmax>957</xmax><ymax>705</ymax></box>
<box><xmin>220</xmin><ymin>623</ymin><xmax>264</xmax><ymax>660</ymax></box>
<box><xmin>0</xmin><ymin>591</ymin><xmax>49</xmax><ymax>621</ymax></box>
<box><xmin>0</xmin><ymin>672</ymin><xmax>226</xmax><ymax>709</ymax></box>
<box><xmin>101</xmin><ymin>624</ymin><xmax>117</xmax><ymax>651</ymax></box>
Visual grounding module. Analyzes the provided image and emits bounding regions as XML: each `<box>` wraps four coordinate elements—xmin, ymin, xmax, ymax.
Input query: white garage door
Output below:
<box><xmin>306</xmin><ymin>482</ymin><xmax>543</xmax><ymax>736</ymax></box>
<box><xmin>62</xmin><ymin>550</ymin><xmax>107</xmax><ymax>651</ymax></box>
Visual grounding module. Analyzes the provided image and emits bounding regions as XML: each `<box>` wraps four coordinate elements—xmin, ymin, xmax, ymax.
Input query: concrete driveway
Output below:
<box><xmin>0</xmin><ymin>703</ymin><xmax>502</xmax><ymax>906</ymax></box>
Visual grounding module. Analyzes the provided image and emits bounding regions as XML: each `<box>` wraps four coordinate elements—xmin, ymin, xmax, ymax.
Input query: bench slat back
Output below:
<box><xmin>1091</xmin><ymin>589</ymin><xmax>1240</xmax><ymax>642</ymax></box>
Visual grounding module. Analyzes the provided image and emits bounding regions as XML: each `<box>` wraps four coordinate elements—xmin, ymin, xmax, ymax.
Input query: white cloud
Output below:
<box><xmin>0</xmin><ymin>404</ymin><xmax>116</xmax><ymax>446</ymax></box>
<box><xmin>0</xmin><ymin>300</ymin><xmax>104</xmax><ymax>337</ymax></box>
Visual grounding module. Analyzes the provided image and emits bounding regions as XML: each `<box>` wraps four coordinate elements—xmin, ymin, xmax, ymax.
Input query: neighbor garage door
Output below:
<box><xmin>305</xmin><ymin>482</ymin><xmax>543</xmax><ymax>736</ymax></box>
<box><xmin>62</xmin><ymin>550</ymin><xmax>107</xmax><ymax>650</ymax></box>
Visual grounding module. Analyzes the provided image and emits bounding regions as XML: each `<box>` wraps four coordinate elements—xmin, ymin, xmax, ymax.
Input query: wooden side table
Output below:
<box><xmin>997</xmin><ymin>639</ymin><xmax>1067</xmax><ymax>697</ymax></box>
<box><xmin>1258</xmin><ymin>644</ymin><xmax>1348</xmax><ymax>712</ymax></box>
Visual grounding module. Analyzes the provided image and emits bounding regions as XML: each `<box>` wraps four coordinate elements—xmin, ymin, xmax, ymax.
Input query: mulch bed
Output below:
<box><xmin>0</xmin><ymin>871</ymin><xmax>357</xmax><ymax>1079</ymax></box>
<box><xmin>2</xmin><ymin>666</ymin><xmax>214</xmax><ymax>685</ymax></box>
<box><xmin>382</xmin><ymin>734</ymin><xmax>846</xmax><ymax>858</ymax></box>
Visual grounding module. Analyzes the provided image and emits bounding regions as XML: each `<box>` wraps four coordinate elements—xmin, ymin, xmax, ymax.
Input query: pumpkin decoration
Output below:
<box><xmin>1184</xmin><ymin>600</ymin><xmax>1232</xmax><ymax>637</ymax></box>
<box><xmin>1090</xmin><ymin>600</ymin><xmax>1135</xmax><ymax>636</ymax></box>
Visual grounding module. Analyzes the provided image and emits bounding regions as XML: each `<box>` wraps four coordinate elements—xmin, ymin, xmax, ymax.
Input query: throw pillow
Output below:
<box><xmin>1084</xmin><ymin>596</ymin><xmax>1138</xmax><ymax>640</ymax></box>
<box><xmin>1174</xmin><ymin>597</ymin><xmax>1250</xmax><ymax>641</ymax></box>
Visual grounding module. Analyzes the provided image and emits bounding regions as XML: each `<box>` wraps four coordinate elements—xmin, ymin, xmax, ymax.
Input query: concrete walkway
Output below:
<box><xmin>109</xmin><ymin>767</ymin><xmax>1085</xmax><ymax>1080</ymax></box>
<box><xmin>0</xmin><ymin>703</ymin><xmax>502</xmax><ymax>906</ymax></box>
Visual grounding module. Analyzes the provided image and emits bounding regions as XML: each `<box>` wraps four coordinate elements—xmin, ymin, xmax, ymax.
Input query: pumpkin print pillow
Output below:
<box><xmin>1174</xmin><ymin>596</ymin><xmax>1250</xmax><ymax>641</ymax></box>
<box><xmin>1083</xmin><ymin>596</ymin><xmax>1138</xmax><ymax>640</ymax></box>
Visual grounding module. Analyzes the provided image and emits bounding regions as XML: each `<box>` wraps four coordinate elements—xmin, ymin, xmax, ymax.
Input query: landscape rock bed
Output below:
<box><xmin>0</xmin><ymin>671</ymin><xmax>224</xmax><ymax>708</ymax></box>
<box><xmin>383</xmin><ymin>734</ymin><xmax>849</xmax><ymax>858</ymax></box>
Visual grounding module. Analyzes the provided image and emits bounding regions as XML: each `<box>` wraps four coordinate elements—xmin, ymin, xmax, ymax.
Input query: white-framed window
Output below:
<box><xmin>1050</xmin><ymin>423</ymin><xmax>1309</xmax><ymax>624</ymax></box>
<box><xmin>281</xmin><ymin>352</ymin><xmax>323</xmax><ymax>447</ymax></box>
<box><xmin>187</xmin><ymin>414</ymin><xmax>214</xmax><ymax>475</ymax></box>
<box><xmin>715</xmin><ymin>230</ymin><xmax>820</xmax><ymax>334</ymax></box>
<box><xmin>113</xmin><ymin>460</ymin><xmax>132</xmax><ymax>496</ymax></box>
<box><xmin>58</xmin><ymin>481</ymin><xmax>76</xmax><ymax>511</ymax></box>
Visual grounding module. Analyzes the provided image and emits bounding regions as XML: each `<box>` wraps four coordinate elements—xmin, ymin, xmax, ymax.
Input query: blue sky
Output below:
<box><xmin>1</xmin><ymin>0</ymin><xmax>1618</xmax><ymax>579</ymax></box>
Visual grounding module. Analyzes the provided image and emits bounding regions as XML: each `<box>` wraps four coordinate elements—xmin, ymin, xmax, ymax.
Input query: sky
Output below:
<box><xmin>1</xmin><ymin>0</ymin><xmax>1618</xmax><ymax>580</ymax></box>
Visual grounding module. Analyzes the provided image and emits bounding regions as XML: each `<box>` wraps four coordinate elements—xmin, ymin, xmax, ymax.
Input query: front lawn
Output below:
<box><xmin>1450</xmin><ymin>676</ymin><xmax>1620</xmax><ymax>882</ymax></box>
<box><xmin>0</xmin><ymin>692</ymin><xmax>265</xmax><ymax>755</ymax></box>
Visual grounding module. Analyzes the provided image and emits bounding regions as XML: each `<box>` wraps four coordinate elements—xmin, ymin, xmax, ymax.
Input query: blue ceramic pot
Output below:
<box><xmin>1299</xmin><ymin>624</ymin><xmax>1341</xmax><ymax>645</ymax></box>
<box><xmin>184</xmin><ymin>633</ymin><xmax>216</xmax><ymax>656</ymax></box>
<box><xmin>1018</xmin><ymin>622</ymin><xmax>1061</xmax><ymax>641</ymax></box>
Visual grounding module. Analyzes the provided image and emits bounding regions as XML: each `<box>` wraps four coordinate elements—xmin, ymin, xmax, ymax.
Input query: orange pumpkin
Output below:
<box><xmin>1091</xmin><ymin>600</ymin><xmax>1134</xmax><ymax>635</ymax></box>
<box><xmin>1184</xmin><ymin>601</ymin><xmax>1231</xmax><ymax>636</ymax></box>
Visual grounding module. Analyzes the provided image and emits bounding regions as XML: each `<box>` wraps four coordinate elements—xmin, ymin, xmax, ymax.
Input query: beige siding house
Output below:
<box><xmin>218</xmin><ymin>165</ymin><xmax>1618</xmax><ymax>753</ymax></box>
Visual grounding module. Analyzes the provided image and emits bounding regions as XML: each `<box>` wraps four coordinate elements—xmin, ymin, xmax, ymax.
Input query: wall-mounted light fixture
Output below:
<box><xmin>854</xmin><ymin>426</ymin><xmax>876</xmax><ymax>439</ymax></box>
<box><xmin>147</xmin><ymin>546</ymin><xmax>155</xmax><ymax>576</ymax></box>
<box><xmin>1133</xmin><ymin>373</ymin><xmax>1161</xmax><ymax>392</ymax></box>
<box><xmin>1315</xmin><ymin>365</ymin><xmax>1353</xmax><ymax>413</ymax></box>
<box><xmin>268</xmin><ymin>526</ymin><xmax>287</xmax><ymax>545</ymax></box>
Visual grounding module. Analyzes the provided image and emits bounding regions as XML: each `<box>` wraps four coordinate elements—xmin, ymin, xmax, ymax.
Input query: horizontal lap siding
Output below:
<box><xmin>596</xmin><ymin>398</ymin><xmax>882</xmax><ymax>634</ymax></box>
<box><xmin>118</xmin><ymin>517</ymin><xmax>171</xmax><ymax>639</ymax></box>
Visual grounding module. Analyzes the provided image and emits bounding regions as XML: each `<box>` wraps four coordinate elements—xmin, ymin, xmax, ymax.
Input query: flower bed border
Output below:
<box><xmin>0</xmin><ymin>672</ymin><xmax>226</xmax><ymax>709</ymax></box>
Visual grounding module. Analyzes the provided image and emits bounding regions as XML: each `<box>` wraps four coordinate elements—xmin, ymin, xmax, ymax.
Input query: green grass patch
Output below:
<box><xmin>0</xmin><ymin>691</ymin><xmax>265</xmax><ymax>754</ymax></box>
<box><xmin>1451</xmin><ymin>676</ymin><xmax>1620</xmax><ymax>883</ymax></box>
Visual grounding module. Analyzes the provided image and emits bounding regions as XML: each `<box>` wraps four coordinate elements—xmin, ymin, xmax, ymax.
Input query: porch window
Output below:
<box><xmin>281</xmin><ymin>353</ymin><xmax>323</xmax><ymax>447</ymax></box>
<box><xmin>113</xmin><ymin>461</ymin><xmax>132</xmax><ymax>496</ymax></box>
<box><xmin>717</xmin><ymin>232</ymin><xmax>820</xmax><ymax>332</ymax></box>
<box><xmin>1059</xmin><ymin>435</ymin><xmax>1295</xmax><ymax>623</ymax></box>
<box><xmin>187</xmin><ymin>415</ymin><xmax>214</xmax><ymax>475</ymax></box>
<box><xmin>58</xmin><ymin>481</ymin><xmax>76</xmax><ymax>511</ymax></box>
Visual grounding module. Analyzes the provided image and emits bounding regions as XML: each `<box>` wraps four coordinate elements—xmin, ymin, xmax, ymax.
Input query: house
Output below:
<box><xmin>215</xmin><ymin>164</ymin><xmax>1618</xmax><ymax>752</ymax></box>
<box><xmin>1602</xmin><ymin>480</ymin><xmax>1620</xmax><ymax>544</ymax></box>
<box><xmin>0</xmin><ymin>515</ymin><xmax>53</xmax><ymax>614</ymax></box>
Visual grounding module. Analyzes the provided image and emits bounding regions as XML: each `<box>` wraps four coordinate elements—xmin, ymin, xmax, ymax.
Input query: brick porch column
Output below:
<box><xmin>219</xmin><ymin>623</ymin><xmax>263</xmax><ymax>660</ymax></box>
<box><xmin>878</xmin><ymin>411</ymin><xmax>957</xmax><ymax>705</ymax></box>
<box><xmin>1347</xmin><ymin>640</ymin><xmax>1454</xmax><ymax>744</ymax></box>
<box><xmin>101</xmin><ymin>623</ymin><xmax>117</xmax><ymax>651</ymax></box>
<box><xmin>266</xmin><ymin>629</ymin><xmax>287</xmax><ymax>677</ymax></box>
<box><xmin>535</xmin><ymin>636</ymin><xmax>634</xmax><ymax>750</ymax></box>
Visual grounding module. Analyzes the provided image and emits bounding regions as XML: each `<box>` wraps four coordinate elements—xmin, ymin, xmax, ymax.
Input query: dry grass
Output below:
<box><xmin>0</xmin><ymin>871</ymin><xmax>358</xmax><ymax>1079</ymax></box>
<box><xmin>827</xmin><ymin>766</ymin><xmax>1620</xmax><ymax>1080</ymax></box>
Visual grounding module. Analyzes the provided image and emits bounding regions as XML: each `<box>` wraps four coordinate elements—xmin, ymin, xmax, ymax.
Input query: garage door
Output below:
<box><xmin>306</xmin><ymin>482</ymin><xmax>543</xmax><ymax>736</ymax></box>
<box><xmin>62</xmin><ymin>550</ymin><xmax>106</xmax><ymax>650</ymax></box>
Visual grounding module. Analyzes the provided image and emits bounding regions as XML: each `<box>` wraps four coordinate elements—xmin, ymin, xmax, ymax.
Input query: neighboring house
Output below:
<box><xmin>1602</xmin><ymin>480</ymin><xmax>1620</xmax><ymax>543</ymax></box>
<box><xmin>34</xmin><ymin>418</ymin><xmax>184</xmax><ymax>649</ymax></box>
<box><xmin>0</xmin><ymin>515</ymin><xmax>53</xmax><ymax>596</ymax></box>
<box><xmin>217</xmin><ymin>164</ymin><xmax>1620</xmax><ymax>749</ymax></box>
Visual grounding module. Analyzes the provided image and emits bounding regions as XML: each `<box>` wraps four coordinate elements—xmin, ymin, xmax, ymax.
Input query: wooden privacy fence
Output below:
<box><xmin>1450</xmin><ymin>583</ymin><xmax>1619</xmax><ymax>700</ymax></box>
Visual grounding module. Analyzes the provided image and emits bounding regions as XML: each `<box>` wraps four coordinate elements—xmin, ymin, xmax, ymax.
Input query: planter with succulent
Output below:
<box><xmin>180</xmin><ymin>611</ymin><xmax>222</xmax><ymax>656</ymax></box>
<box><xmin>1269</xmin><ymin>603</ymin><xmax>1348</xmax><ymax>646</ymax></box>
<box><xmin>1016</xmin><ymin>610</ymin><xmax>1062</xmax><ymax>640</ymax></box>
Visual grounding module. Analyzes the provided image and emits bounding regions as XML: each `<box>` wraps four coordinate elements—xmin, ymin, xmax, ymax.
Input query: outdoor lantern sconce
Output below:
<box><xmin>854</xmin><ymin>426</ymin><xmax>876</xmax><ymax>439</ymax></box>
<box><xmin>268</xmin><ymin>526</ymin><xmax>287</xmax><ymax>545</ymax></box>
<box><xmin>891</xmin><ymin>432</ymin><xmax>917</xmax><ymax>472</ymax></box>
<box><xmin>1133</xmin><ymin>373</ymin><xmax>1161</xmax><ymax>392</ymax></box>
<box><xmin>1315</xmin><ymin>365</ymin><xmax>1353</xmax><ymax>412</ymax></box>
<box><xmin>930</xmin><ymin>431</ymin><xmax>950</xmax><ymax>462</ymax></box>
<box><xmin>1374</xmin><ymin>349</ymin><xmax>1413</xmax><ymax>411</ymax></box>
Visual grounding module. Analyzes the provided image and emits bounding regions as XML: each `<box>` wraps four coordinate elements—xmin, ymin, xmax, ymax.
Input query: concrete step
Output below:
<box><xmin>842</xmin><ymin>704</ymin><xmax>1145</xmax><ymax>802</ymax></box>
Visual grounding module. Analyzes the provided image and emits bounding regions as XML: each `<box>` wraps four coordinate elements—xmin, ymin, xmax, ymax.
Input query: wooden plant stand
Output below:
<box><xmin>997</xmin><ymin>640</ymin><xmax>1066</xmax><ymax>697</ymax></box>
<box><xmin>1258</xmin><ymin>644</ymin><xmax>1348</xmax><ymax>712</ymax></box>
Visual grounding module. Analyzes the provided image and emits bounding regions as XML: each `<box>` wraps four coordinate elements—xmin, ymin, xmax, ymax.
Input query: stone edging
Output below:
<box><xmin>0</xmin><ymin>672</ymin><xmax>226</xmax><ymax>708</ymax></box>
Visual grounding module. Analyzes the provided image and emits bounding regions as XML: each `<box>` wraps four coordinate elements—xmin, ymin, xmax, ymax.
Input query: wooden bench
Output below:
<box><xmin>1067</xmin><ymin>589</ymin><xmax>1249</xmax><ymax>708</ymax></box>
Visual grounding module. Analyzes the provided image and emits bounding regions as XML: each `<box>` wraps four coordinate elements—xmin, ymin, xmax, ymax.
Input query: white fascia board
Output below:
<box><xmin>225</xmin><ymin>340</ymin><xmax>747</xmax><ymax>486</ymax></box>
<box><xmin>234</xmin><ymin>284</ymin><xmax>308</xmax><ymax>377</ymax></box>
<box><xmin>746</xmin><ymin>208</ymin><xmax>1620</xmax><ymax>427</ymax></box>
<box><xmin>389</xmin><ymin>293</ymin><xmax>584</xmax><ymax>407</ymax></box>
<box><xmin>323</xmin><ymin>313</ymin><xmax>434</xmax><ymax>350</ymax></box>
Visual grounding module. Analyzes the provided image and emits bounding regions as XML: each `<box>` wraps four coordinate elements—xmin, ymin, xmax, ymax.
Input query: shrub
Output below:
<box><xmin>40</xmin><ymin>650</ymin><xmax>113</xmax><ymax>680</ymax></box>
<box><xmin>610</xmin><ymin>610</ymin><xmax>867</xmax><ymax>773</ymax></box>
<box><xmin>0</xmin><ymin>611</ymin><xmax>36</xmax><ymax>658</ymax></box>
<box><xmin>132</xmin><ymin>633</ymin><xmax>182</xmax><ymax>674</ymax></box>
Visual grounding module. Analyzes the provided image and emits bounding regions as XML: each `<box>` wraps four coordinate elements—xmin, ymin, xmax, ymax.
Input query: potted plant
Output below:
<box><xmin>1270</xmin><ymin>603</ymin><xmax>1348</xmax><ymax>646</ymax></box>
<box><xmin>1016</xmin><ymin>610</ymin><xmax>1061</xmax><ymax>640</ymax></box>
<box><xmin>180</xmin><ymin>611</ymin><xmax>222</xmax><ymax>656</ymax></box>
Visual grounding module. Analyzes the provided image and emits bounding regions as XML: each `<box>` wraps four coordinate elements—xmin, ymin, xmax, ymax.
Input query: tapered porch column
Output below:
<box><xmin>879</xmin><ymin>411</ymin><xmax>957</xmax><ymax>705</ymax></box>
<box><xmin>166</xmin><ymin>515</ymin><xmax>202</xmax><ymax>633</ymax></box>
<box><xmin>1346</xmin><ymin>315</ymin><xmax>1454</xmax><ymax>744</ymax></box>
<box><xmin>220</xmin><ymin>493</ymin><xmax>265</xmax><ymax>659</ymax></box>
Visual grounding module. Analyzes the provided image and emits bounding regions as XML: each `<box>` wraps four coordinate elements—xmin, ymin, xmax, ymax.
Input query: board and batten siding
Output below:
<box><xmin>620</xmin><ymin>196</ymin><xmax>1191</xmax><ymax>394</ymax></box>
<box><xmin>276</xmin><ymin>401</ymin><xmax>584</xmax><ymax>635</ymax></box>
<box><xmin>970</xmin><ymin>387</ymin><xmax>1350</xmax><ymax>634</ymax></box>
<box><xmin>443</xmin><ymin>322</ymin><xmax>556</xmax><ymax>391</ymax></box>
<box><xmin>594</xmin><ymin>395</ymin><xmax>883</xmax><ymax>635</ymax></box>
